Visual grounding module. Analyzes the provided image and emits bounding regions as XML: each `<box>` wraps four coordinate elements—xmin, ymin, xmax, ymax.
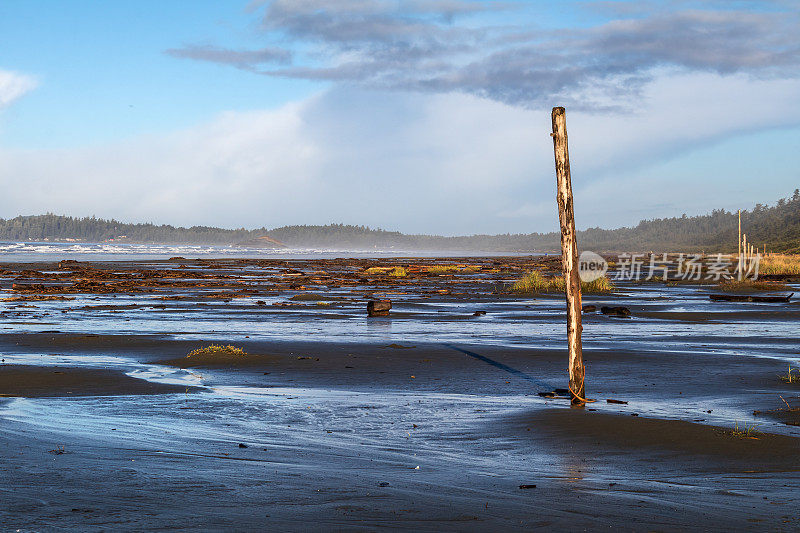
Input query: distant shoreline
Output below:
<box><xmin>2</xmin><ymin>190</ymin><xmax>799</xmax><ymax>253</ymax></box>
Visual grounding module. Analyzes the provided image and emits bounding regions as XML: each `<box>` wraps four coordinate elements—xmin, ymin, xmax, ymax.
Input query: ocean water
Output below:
<box><xmin>0</xmin><ymin>241</ymin><xmax>534</xmax><ymax>262</ymax></box>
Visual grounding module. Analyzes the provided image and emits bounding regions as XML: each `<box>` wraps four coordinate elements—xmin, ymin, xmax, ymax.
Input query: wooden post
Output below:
<box><xmin>551</xmin><ymin>107</ymin><xmax>584</xmax><ymax>404</ymax></box>
<box><xmin>743</xmin><ymin>233</ymin><xmax>748</xmax><ymax>275</ymax></box>
<box><xmin>737</xmin><ymin>210</ymin><xmax>742</xmax><ymax>281</ymax></box>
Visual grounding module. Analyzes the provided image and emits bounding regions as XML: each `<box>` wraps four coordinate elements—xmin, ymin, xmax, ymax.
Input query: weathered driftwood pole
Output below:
<box><xmin>551</xmin><ymin>107</ymin><xmax>585</xmax><ymax>404</ymax></box>
<box><xmin>743</xmin><ymin>233</ymin><xmax>748</xmax><ymax>274</ymax></box>
<box><xmin>738</xmin><ymin>210</ymin><xmax>742</xmax><ymax>281</ymax></box>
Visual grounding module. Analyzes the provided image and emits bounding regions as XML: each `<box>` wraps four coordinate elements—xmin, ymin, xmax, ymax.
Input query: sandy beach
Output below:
<box><xmin>1</xmin><ymin>257</ymin><xmax>799</xmax><ymax>530</ymax></box>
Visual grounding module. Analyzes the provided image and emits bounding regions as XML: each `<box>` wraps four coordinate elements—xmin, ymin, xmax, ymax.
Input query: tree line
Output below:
<box><xmin>1</xmin><ymin>190</ymin><xmax>798</xmax><ymax>252</ymax></box>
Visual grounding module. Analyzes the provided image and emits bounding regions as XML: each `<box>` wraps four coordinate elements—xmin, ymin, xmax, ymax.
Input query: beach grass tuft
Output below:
<box><xmin>187</xmin><ymin>345</ymin><xmax>247</xmax><ymax>358</ymax></box>
<box><xmin>730</xmin><ymin>421</ymin><xmax>759</xmax><ymax>439</ymax></box>
<box><xmin>363</xmin><ymin>266</ymin><xmax>407</xmax><ymax>277</ymax></box>
<box><xmin>388</xmin><ymin>266</ymin><xmax>407</xmax><ymax>277</ymax></box>
<box><xmin>426</xmin><ymin>265</ymin><xmax>460</xmax><ymax>275</ymax></box>
<box><xmin>780</xmin><ymin>366</ymin><xmax>799</xmax><ymax>384</ymax></box>
<box><xmin>511</xmin><ymin>270</ymin><xmax>614</xmax><ymax>294</ymax></box>
<box><xmin>717</xmin><ymin>280</ymin><xmax>790</xmax><ymax>292</ymax></box>
<box><xmin>759</xmin><ymin>254</ymin><xmax>800</xmax><ymax>276</ymax></box>
<box><xmin>582</xmin><ymin>276</ymin><xmax>615</xmax><ymax>294</ymax></box>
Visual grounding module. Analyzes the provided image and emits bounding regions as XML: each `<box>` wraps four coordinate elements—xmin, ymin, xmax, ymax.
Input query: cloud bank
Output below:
<box><xmin>2</xmin><ymin>2</ymin><xmax>798</xmax><ymax>235</ymax></box>
<box><xmin>164</xmin><ymin>45</ymin><xmax>292</xmax><ymax>71</ymax></box>
<box><xmin>2</xmin><ymin>71</ymin><xmax>798</xmax><ymax>234</ymax></box>
<box><xmin>169</xmin><ymin>0</ymin><xmax>800</xmax><ymax>109</ymax></box>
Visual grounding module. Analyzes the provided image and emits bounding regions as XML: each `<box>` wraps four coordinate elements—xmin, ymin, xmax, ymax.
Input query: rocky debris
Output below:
<box><xmin>2</xmin><ymin>256</ymin><xmax>572</xmax><ymax>299</ymax></box>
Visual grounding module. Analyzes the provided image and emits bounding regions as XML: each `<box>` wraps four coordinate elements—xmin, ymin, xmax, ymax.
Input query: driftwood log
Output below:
<box><xmin>709</xmin><ymin>293</ymin><xmax>793</xmax><ymax>303</ymax></box>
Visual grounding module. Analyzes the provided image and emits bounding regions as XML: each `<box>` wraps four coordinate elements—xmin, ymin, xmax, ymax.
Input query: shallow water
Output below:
<box><xmin>0</xmin><ymin>241</ymin><xmax>534</xmax><ymax>262</ymax></box>
<box><xmin>2</xmin><ymin>279</ymin><xmax>798</xmax><ymax>365</ymax></box>
<box><xmin>2</xmin><ymin>257</ymin><xmax>799</xmax><ymax>528</ymax></box>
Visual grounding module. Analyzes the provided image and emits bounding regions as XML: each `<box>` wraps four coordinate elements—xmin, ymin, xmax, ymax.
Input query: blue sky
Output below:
<box><xmin>1</xmin><ymin>0</ymin><xmax>798</xmax><ymax>234</ymax></box>
<box><xmin>0</xmin><ymin>1</ymin><xmax>318</xmax><ymax>147</ymax></box>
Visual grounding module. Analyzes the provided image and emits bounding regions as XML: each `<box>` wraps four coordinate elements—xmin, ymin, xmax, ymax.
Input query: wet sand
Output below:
<box><xmin>0</xmin><ymin>365</ymin><xmax>196</xmax><ymax>397</ymax></box>
<box><xmin>1</xmin><ymin>257</ymin><xmax>799</xmax><ymax>530</ymax></box>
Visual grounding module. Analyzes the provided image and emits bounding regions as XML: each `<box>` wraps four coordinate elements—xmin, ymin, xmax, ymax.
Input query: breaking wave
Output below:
<box><xmin>0</xmin><ymin>241</ymin><xmax>452</xmax><ymax>262</ymax></box>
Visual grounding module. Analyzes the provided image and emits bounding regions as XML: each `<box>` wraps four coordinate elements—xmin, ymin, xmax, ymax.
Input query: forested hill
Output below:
<box><xmin>1</xmin><ymin>190</ymin><xmax>798</xmax><ymax>252</ymax></box>
<box><xmin>578</xmin><ymin>189</ymin><xmax>800</xmax><ymax>253</ymax></box>
<box><xmin>0</xmin><ymin>216</ymin><xmax>260</xmax><ymax>244</ymax></box>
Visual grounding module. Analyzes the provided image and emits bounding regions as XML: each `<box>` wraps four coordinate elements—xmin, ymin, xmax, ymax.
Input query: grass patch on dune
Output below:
<box><xmin>422</xmin><ymin>264</ymin><xmax>481</xmax><ymax>275</ymax></box>
<box><xmin>717</xmin><ymin>280</ymin><xmax>790</xmax><ymax>292</ymax></box>
<box><xmin>187</xmin><ymin>345</ymin><xmax>247</xmax><ymax>358</ymax></box>
<box><xmin>511</xmin><ymin>270</ymin><xmax>614</xmax><ymax>294</ymax></box>
<box><xmin>388</xmin><ymin>266</ymin><xmax>407</xmax><ymax>277</ymax></box>
<box><xmin>511</xmin><ymin>270</ymin><xmax>558</xmax><ymax>293</ymax></box>
<box><xmin>426</xmin><ymin>265</ymin><xmax>460</xmax><ymax>275</ymax></box>
<box><xmin>363</xmin><ymin>266</ymin><xmax>407</xmax><ymax>277</ymax></box>
<box><xmin>759</xmin><ymin>254</ymin><xmax>800</xmax><ymax>276</ymax></box>
<box><xmin>582</xmin><ymin>276</ymin><xmax>615</xmax><ymax>293</ymax></box>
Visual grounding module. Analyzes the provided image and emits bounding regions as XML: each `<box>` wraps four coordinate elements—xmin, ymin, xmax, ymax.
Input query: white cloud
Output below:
<box><xmin>0</xmin><ymin>70</ymin><xmax>37</xmax><ymax>109</ymax></box>
<box><xmin>0</xmin><ymin>70</ymin><xmax>798</xmax><ymax>234</ymax></box>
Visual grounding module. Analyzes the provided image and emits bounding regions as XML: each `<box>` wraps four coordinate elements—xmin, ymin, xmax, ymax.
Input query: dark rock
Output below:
<box><xmin>601</xmin><ymin>306</ymin><xmax>631</xmax><ymax>317</ymax></box>
<box><xmin>367</xmin><ymin>299</ymin><xmax>391</xmax><ymax>317</ymax></box>
<box><xmin>58</xmin><ymin>260</ymin><xmax>81</xmax><ymax>270</ymax></box>
<box><xmin>238</xmin><ymin>443</ymin><xmax>248</xmax><ymax>448</ymax></box>
<box><xmin>582</xmin><ymin>305</ymin><xmax>596</xmax><ymax>313</ymax></box>
<box><xmin>473</xmin><ymin>310</ymin><xmax>487</xmax><ymax>316</ymax></box>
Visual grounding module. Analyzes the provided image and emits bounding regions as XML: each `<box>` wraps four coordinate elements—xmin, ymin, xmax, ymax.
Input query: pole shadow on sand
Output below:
<box><xmin>443</xmin><ymin>343</ymin><xmax>556</xmax><ymax>392</ymax></box>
